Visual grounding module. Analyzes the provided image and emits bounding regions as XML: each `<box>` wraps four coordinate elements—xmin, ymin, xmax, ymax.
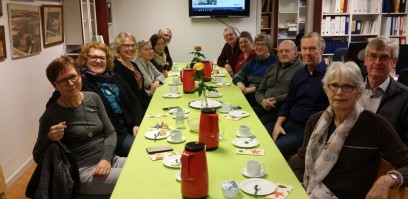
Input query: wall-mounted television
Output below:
<box><xmin>189</xmin><ymin>0</ymin><xmax>250</xmax><ymax>18</ymax></box>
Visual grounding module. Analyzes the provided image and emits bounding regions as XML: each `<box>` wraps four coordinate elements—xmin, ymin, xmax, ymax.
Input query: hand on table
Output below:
<box><xmin>93</xmin><ymin>159</ymin><xmax>112</xmax><ymax>178</ymax></box>
<box><xmin>48</xmin><ymin>121</ymin><xmax>66</xmax><ymax>141</ymax></box>
<box><xmin>162</xmin><ymin>70</ymin><xmax>169</xmax><ymax>78</ymax></box>
<box><xmin>225</xmin><ymin>64</ymin><xmax>233</xmax><ymax>76</ymax></box>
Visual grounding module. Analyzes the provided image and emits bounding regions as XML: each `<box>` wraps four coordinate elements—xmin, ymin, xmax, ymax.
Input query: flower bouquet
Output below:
<box><xmin>189</xmin><ymin>45</ymin><xmax>206</xmax><ymax>68</ymax></box>
<box><xmin>192</xmin><ymin>63</ymin><xmax>217</xmax><ymax>107</ymax></box>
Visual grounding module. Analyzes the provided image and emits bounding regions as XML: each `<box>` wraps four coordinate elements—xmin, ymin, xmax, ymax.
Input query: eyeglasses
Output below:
<box><xmin>122</xmin><ymin>44</ymin><xmax>136</xmax><ymax>49</ymax></box>
<box><xmin>327</xmin><ymin>83</ymin><xmax>356</xmax><ymax>93</ymax></box>
<box><xmin>301</xmin><ymin>47</ymin><xmax>318</xmax><ymax>53</ymax></box>
<box><xmin>366</xmin><ymin>53</ymin><xmax>392</xmax><ymax>62</ymax></box>
<box><xmin>87</xmin><ymin>55</ymin><xmax>107</xmax><ymax>61</ymax></box>
<box><xmin>55</xmin><ymin>75</ymin><xmax>79</xmax><ymax>87</ymax></box>
<box><xmin>224</xmin><ymin>33</ymin><xmax>234</xmax><ymax>38</ymax></box>
<box><xmin>255</xmin><ymin>42</ymin><xmax>268</xmax><ymax>47</ymax></box>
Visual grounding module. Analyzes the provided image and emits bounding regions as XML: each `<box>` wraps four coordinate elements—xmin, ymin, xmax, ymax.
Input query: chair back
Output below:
<box><xmin>377</xmin><ymin>159</ymin><xmax>408</xmax><ymax>199</ymax></box>
<box><xmin>398</xmin><ymin>69</ymin><xmax>408</xmax><ymax>87</ymax></box>
<box><xmin>332</xmin><ymin>47</ymin><xmax>348</xmax><ymax>62</ymax></box>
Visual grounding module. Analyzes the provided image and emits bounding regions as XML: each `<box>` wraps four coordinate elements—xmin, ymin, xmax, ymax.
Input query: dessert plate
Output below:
<box><xmin>239</xmin><ymin>178</ymin><xmax>276</xmax><ymax>195</ymax></box>
<box><xmin>144</xmin><ymin>129</ymin><xmax>170</xmax><ymax>140</ymax></box>
<box><xmin>188</xmin><ymin>99</ymin><xmax>223</xmax><ymax>109</ymax></box>
<box><xmin>241</xmin><ymin>168</ymin><xmax>266</xmax><ymax>178</ymax></box>
<box><xmin>232</xmin><ymin>138</ymin><xmax>259</xmax><ymax>148</ymax></box>
<box><xmin>163</xmin><ymin>154</ymin><xmax>181</xmax><ymax>168</ymax></box>
<box><xmin>162</xmin><ymin>93</ymin><xmax>181</xmax><ymax>98</ymax></box>
<box><xmin>206</xmin><ymin>92</ymin><xmax>223</xmax><ymax>98</ymax></box>
<box><xmin>167</xmin><ymin>136</ymin><xmax>186</xmax><ymax>144</ymax></box>
<box><xmin>168</xmin><ymin>108</ymin><xmax>189</xmax><ymax>114</ymax></box>
<box><xmin>228</xmin><ymin>110</ymin><xmax>250</xmax><ymax>118</ymax></box>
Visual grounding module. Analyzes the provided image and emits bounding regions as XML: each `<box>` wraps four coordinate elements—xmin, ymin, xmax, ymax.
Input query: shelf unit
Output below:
<box><xmin>261</xmin><ymin>0</ymin><xmax>274</xmax><ymax>35</ymax></box>
<box><xmin>316</xmin><ymin>0</ymin><xmax>408</xmax><ymax>56</ymax></box>
<box><xmin>276</xmin><ymin>0</ymin><xmax>307</xmax><ymax>46</ymax></box>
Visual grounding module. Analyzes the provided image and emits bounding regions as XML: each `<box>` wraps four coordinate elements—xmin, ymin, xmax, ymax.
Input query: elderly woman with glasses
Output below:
<box><xmin>291</xmin><ymin>61</ymin><xmax>408</xmax><ymax>199</ymax></box>
<box><xmin>232</xmin><ymin>33</ymin><xmax>278</xmax><ymax>106</ymax></box>
<box><xmin>111</xmin><ymin>32</ymin><xmax>150</xmax><ymax>113</ymax></box>
<box><xmin>134</xmin><ymin>39</ymin><xmax>165</xmax><ymax>96</ymax></box>
<box><xmin>33</xmin><ymin>56</ymin><xmax>126</xmax><ymax>196</ymax></box>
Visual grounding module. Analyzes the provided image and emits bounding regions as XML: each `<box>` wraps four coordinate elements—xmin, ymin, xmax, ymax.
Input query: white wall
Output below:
<box><xmin>110</xmin><ymin>0</ymin><xmax>261</xmax><ymax>64</ymax></box>
<box><xmin>0</xmin><ymin>0</ymin><xmax>63</xmax><ymax>187</ymax></box>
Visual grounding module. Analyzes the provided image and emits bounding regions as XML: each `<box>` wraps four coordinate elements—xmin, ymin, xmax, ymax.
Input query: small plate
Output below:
<box><xmin>144</xmin><ymin>129</ymin><xmax>170</xmax><ymax>140</ymax></box>
<box><xmin>219</xmin><ymin>109</ymin><xmax>232</xmax><ymax>113</ymax></box>
<box><xmin>172</xmin><ymin>114</ymin><xmax>188</xmax><ymax>119</ymax></box>
<box><xmin>228</xmin><ymin>110</ymin><xmax>250</xmax><ymax>118</ymax></box>
<box><xmin>214</xmin><ymin>73</ymin><xmax>226</xmax><ymax>77</ymax></box>
<box><xmin>167</xmin><ymin>136</ymin><xmax>186</xmax><ymax>144</ymax></box>
<box><xmin>188</xmin><ymin>99</ymin><xmax>223</xmax><ymax>109</ymax></box>
<box><xmin>241</xmin><ymin>168</ymin><xmax>266</xmax><ymax>178</ymax></box>
<box><xmin>168</xmin><ymin>108</ymin><xmax>189</xmax><ymax>114</ymax></box>
<box><xmin>232</xmin><ymin>138</ymin><xmax>259</xmax><ymax>148</ymax></box>
<box><xmin>163</xmin><ymin>154</ymin><xmax>181</xmax><ymax>168</ymax></box>
<box><xmin>175</xmin><ymin>171</ymin><xmax>181</xmax><ymax>181</ymax></box>
<box><xmin>162</xmin><ymin>93</ymin><xmax>181</xmax><ymax>98</ymax></box>
<box><xmin>206</xmin><ymin>92</ymin><xmax>223</xmax><ymax>98</ymax></box>
<box><xmin>236</xmin><ymin>131</ymin><xmax>254</xmax><ymax>138</ymax></box>
<box><xmin>239</xmin><ymin>178</ymin><xmax>276</xmax><ymax>196</ymax></box>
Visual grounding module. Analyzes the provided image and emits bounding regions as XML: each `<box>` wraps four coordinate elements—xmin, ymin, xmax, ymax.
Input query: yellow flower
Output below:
<box><xmin>193</xmin><ymin>63</ymin><xmax>204</xmax><ymax>71</ymax></box>
<box><xmin>194</xmin><ymin>45</ymin><xmax>202</xmax><ymax>51</ymax></box>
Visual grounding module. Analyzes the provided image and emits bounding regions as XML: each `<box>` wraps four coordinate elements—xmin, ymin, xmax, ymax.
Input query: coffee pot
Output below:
<box><xmin>199</xmin><ymin>108</ymin><xmax>219</xmax><ymax>151</ymax></box>
<box><xmin>202</xmin><ymin>61</ymin><xmax>213</xmax><ymax>79</ymax></box>
<box><xmin>181</xmin><ymin>69</ymin><xmax>195</xmax><ymax>93</ymax></box>
<box><xmin>181</xmin><ymin>141</ymin><xmax>208</xmax><ymax>199</ymax></box>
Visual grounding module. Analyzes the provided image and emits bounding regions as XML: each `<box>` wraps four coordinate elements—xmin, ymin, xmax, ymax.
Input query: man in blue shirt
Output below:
<box><xmin>272</xmin><ymin>32</ymin><xmax>329</xmax><ymax>157</ymax></box>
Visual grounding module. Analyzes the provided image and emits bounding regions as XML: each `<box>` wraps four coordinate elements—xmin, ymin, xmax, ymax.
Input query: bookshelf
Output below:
<box><xmin>261</xmin><ymin>0</ymin><xmax>274</xmax><ymax>35</ymax></box>
<box><xmin>315</xmin><ymin>0</ymin><xmax>408</xmax><ymax>57</ymax></box>
<box><xmin>276</xmin><ymin>0</ymin><xmax>307</xmax><ymax>46</ymax></box>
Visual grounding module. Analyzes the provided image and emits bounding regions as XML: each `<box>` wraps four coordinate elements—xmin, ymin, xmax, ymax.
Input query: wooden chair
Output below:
<box><xmin>376</xmin><ymin>159</ymin><xmax>408</xmax><ymax>199</ymax></box>
<box><xmin>0</xmin><ymin>164</ymin><xmax>6</xmax><ymax>199</ymax></box>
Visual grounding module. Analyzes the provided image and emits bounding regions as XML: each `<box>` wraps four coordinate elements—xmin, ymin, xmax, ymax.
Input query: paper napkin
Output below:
<box><xmin>221</xmin><ymin>114</ymin><xmax>241</xmax><ymax>121</ymax></box>
<box><xmin>235</xmin><ymin>149</ymin><xmax>265</xmax><ymax>156</ymax></box>
<box><xmin>147</xmin><ymin>113</ymin><xmax>168</xmax><ymax>118</ymax></box>
<box><xmin>265</xmin><ymin>183</ymin><xmax>294</xmax><ymax>199</ymax></box>
<box><xmin>148</xmin><ymin>151</ymin><xmax>177</xmax><ymax>161</ymax></box>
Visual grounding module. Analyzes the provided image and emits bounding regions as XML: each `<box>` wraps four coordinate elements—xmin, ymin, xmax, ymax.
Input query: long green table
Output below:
<box><xmin>111</xmin><ymin>65</ymin><xmax>308</xmax><ymax>199</ymax></box>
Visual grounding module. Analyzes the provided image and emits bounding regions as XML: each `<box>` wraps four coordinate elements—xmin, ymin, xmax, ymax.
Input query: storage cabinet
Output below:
<box><xmin>276</xmin><ymin>0</ymin><xmax>307</xmax><ymax>46</ymax></box>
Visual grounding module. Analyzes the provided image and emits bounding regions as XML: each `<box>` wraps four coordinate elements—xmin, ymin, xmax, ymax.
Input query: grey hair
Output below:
<box><xmin>254</xmin><ymin>33</ymin><xmax>273</xmax><ymax>52</ymax></box>
<box><xmin>365</xmin><ymin>36</ymin><xmax>399</xmax><ymax>59</ymax></box>
<box><xmin>158</xmin><ymin>28</ymin><xmax>172</xmax><ymax>35</ymax></box>
<box><xmin>278</xmin><ymin>40</ymin><xmax>297</xmax><ymax>51</ymax></box>
<box><xmin>322</xmin><ymin>61</ymin><xmax>365</xmax><ymax>92</ymax></box>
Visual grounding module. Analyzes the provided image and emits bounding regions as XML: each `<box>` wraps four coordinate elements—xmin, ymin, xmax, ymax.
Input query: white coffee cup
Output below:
<box><xmin>173</xmin><ymin>77</ymin><xmax>180</xmax><ymax>84</ymax></box>
<box><xmin>213</xmin><ymin>67</ymin><xmax>219</xmax><ymax>75</ymax></box>
<box><xmin>246</xmin><ymin>160</ymin><xmax>264</xmax><ymax>176</ymax></box>
<box><xmin>170</xmin><ymin>129</ymin><xmax>182</xmax><ymax>141</ymax></box>
<box><xmin>173</xmin><ymin>64</ymin><xmax>179</xmax><ymax>71</ymax></box>
<box><xmin>238</xmin><ymin>125</ymin><xmax>251</xmax><ymax>137</ymax></box>
<box><xmin>215</xmin><ymin>76</ymin><xmax>222</xmax><ymax>83</ymax></box>
<box><xmin>221</xmin><ymin>103</ymin><xmax>232</xmax><ymax>112</ymax></box>
<box><xmin>169</xmin><ymin>86</ymin><xmax>178</xmax><ymax>94</ymax></box>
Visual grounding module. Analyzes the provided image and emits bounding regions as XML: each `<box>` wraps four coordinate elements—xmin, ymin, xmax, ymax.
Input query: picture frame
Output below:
<box><xmin>7</xmin><ymin>3</ymin><xmax>41</xmax><ymax>59</ymax></box>
<box><xmin>0</xmin><ymin>26</ymin><xmax>7</xmax><ymax>59</ymax></box>
<box><xmin>41</xmin><ymin>4</ymin><xmax>63</xmax><ymax>47</ymax></box>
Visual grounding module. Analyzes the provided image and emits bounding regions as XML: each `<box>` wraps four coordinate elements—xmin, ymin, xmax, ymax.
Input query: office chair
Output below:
<box><xmin>332</xmin><ymin>48</ymin><xmax>348</xmax><ymax>62</ymax></box>
<box><xmin>398</xmin><ymin>69</ymin><xmax>408</xmax><ymax>87</ymax></box>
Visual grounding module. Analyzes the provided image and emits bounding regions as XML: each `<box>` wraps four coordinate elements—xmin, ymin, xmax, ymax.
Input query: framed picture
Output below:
<box><xmin>7</xmin><ymin>3</ymin><xmax>41</xmax><ymax>59</ymax></box>
<box><xmin>0</xmin><ymin>26</ymin><xmax>7</xmax><ymax>59</ymax></box>
<box><xmin>41</xmin><ymin>5</ymin><xmax>63</xmax><ymax>47</ymax></box>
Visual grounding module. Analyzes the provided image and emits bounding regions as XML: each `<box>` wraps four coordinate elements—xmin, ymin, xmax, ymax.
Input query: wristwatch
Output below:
<box><xmin>388</xmin><ymin>173</ymin><xmax>400</xmax><ymax>188</ymax></box>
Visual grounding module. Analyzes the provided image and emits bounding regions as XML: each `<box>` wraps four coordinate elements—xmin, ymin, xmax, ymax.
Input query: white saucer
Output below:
<box><xmin>228</xmin><ymin>110</ymin><xmax>250</xmax><ymax>118</ymax></box>
<box><xmin>168</xmin><ymin>108</ymin><xmax>189</xmax><ymax>114</ymax></box>
<box><xmin>236</xmin><ymin>131</ymin><xmax>254</xmax><ymax>138</ymax></box>
<box><xmin>219</xmin><ymin>109</ymin><xmax>232</xmax><ymax>113</ymax></box>
<box><xmin>163</xmin><ymin>154</ymin><xmax>181</xmax><ymax>168</ymax></box>
<box><xmin>168</xmin><ymin>83</ymin><xmax>182</xmax><ymax>86</ymax></box>
<box><xmin>167</xmin><ymin>136</ymin><xmax>186</xmax><ymax>143</ymax></box>
<box><xmin>175</xmin><ymin>171</ymin><xmax>181</xmax><ymax>181</ymax></box>
<box><xmin>207</xmin><ymin>92</ymin><xmax>223</xmax><ymax>98</ymax></box>
<box><xmin>232</xmin><ymin>138</ymin><xmax>259</xmax><ymax>148</ymax></box>
<box><xmin>214</xmin><ymin>73</ymin><xmax>226</xmax><ymax>77</ymax></box>
<box><xmin>241</xmin><ymin>168</ymin><xmax>266</xmax><ymax>178</ymax></box>
<box><xmin>144</xmin><ymin>129</ymin><xmax>170</xmax><ymax>140</ymax></box>
<box><xmin>239</xmin><ymin>178</ymin><xmax>276</xmax><ymax>196</ymax></box>
<box><xmin>162</xmin><ymin>93</ymin><xmax>181</xmax><ymax>98</ymax></box>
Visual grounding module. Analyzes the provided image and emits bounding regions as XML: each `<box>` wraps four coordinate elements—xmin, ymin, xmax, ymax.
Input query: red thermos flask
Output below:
<box><xmin>181</xmin><ymin>69</ymin><xmax>195</xmax><ymax>93</ymax></box>
<box><xmin>199</xmin><ymin>108</ymin><xmax>219</xmax><ymax>151</ymax></box>
<box><xmin>181</xmin><ymin>141</ymin><xmax>208</xmax><ymax>199</ymax></box>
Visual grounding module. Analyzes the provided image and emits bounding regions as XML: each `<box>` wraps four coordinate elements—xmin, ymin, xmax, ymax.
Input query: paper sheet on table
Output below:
<box><xmin>147</xmin><ymin>113</ymin><xmax>168</xmax><ymax>118</ymax></box>
<box><xmin>221</xmin><ymin>114</ymin><xmax>241</xmax><ymax>121</ymax></box>
<box><xmin>265</xmin><ymin>183</ymin><xmax>293</xmax><ymax>199</ymax></box>
<box><xmin>235</xmin><ymin>149</ymin><xmax>264</xmax><ymax>155</ymax></box>
<box><xmin>148</xmin><ymin>151</ymin><xmax>177</xmax><ymax>161</ymax></box>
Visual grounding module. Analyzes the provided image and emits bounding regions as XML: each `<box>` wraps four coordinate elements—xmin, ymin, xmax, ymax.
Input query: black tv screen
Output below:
<box><xmin>189</xmin><ymin>0</ymin><xmax>250</xmax><ymax>18</ymax></box>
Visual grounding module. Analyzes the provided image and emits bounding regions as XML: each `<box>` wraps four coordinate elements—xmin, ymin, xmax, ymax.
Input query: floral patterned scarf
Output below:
<box><xmin>303</xmin><ymin>104</ymin><xmax>363</xmax><ymax>198</ymax></box>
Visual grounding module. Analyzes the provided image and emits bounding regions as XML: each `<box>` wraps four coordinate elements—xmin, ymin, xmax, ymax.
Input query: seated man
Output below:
<box><xmin>358</xmin><ymin>36</ymin><xmax>408</xmax><ymax>146</ymax></box>
<box><xmin>217</xmin><ymin>27</ymin><xmax>242</xmax><ymax>76</ymax></box>
<box><xmin>254</xmin><ymin>40</ymin><xmax>305</xmax><ymax>135</ymax></box>
<box><xmin>272</xmin><ymin>32</ymin><xmax>329</xmax><ymax>157</ymax></box>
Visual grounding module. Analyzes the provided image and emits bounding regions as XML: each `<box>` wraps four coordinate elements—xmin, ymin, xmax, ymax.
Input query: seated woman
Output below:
<box><xmin>76</xmin><ymin>42</ymin><xmax>143</xmax><ymax>157</ymax></box>
<box><xmin>111</xmin><ymin>32</ymin><xmax>151</xmax><ymax>112</ymax></box>
<box><xmin>33</xmin><ymin>56</ymin><xmax>126</xmax><ymax>195</ymax></box>
<box><xmin>150</xmin><ymin>33</ymin><xmax>170</xmax><ymax>78</ymax></box>
<box><xmin>234</xmin><ymin>31</ymin><xmax>255</xmax><ymax>74</ymax></box>
<box><xmin>292</xmin><ymin>61</ymin><xmax>408</xmax><ymax>198</ymax></box>
<box><xmin>232</xmin><ymin>33</ymin><xmax>278</xmax><ymax>106</ymax></box>
<box><xmin>134</xmin><ymin>39</ymin><xmax>165</xmax><ymax>96</ymax></box>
